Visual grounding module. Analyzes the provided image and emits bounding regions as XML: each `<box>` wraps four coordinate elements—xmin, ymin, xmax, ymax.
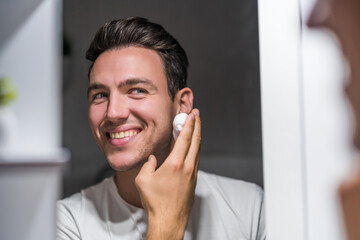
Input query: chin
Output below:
<box><xmin>106</xmin><ymin>152</ymin><xmax>146</xmax><ymax>172</ymax></box>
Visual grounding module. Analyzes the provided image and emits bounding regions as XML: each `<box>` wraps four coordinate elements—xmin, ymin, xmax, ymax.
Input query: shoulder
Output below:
<box><xmin>57</xmin><ymin>176</ymin><xmax>114</xmax><ymax>211</ymax></box>
<box><xmin>195</xmin><ymin>170</ymin><xmax>266</xmax><ymax>239</ymax></box>
<box><xmin>56</xmin><ymin>177</ymin><xmax>115</xmax><ymax>239</ymax></box>
<box><xmin>197</xmin><ymin>170</ymin><xmax>264</xmax><ymax>204</ymax></box>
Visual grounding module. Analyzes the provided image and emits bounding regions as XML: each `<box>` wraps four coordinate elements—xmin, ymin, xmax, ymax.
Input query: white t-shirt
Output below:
<box><xmin>57</xmin><ymin>170</ymin><xmax>266</xmax><ymax>240</ymax></box>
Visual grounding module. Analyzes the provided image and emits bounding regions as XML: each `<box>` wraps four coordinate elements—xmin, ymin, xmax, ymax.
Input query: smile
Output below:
<box><xmin>108</xmin><ymin>130</ymin><xmax>139</xmax><ymax>139</ymax></box>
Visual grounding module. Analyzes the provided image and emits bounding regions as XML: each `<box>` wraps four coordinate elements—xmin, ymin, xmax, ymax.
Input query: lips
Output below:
<box><xmin>104</xmin><ymin>126</ymin><xmax>142</xmax><ymax>146</ymax></box>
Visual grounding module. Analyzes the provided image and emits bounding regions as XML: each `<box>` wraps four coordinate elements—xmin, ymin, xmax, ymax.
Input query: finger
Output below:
<box><xmin>169</xmin><ymin>112</ymin><xmax>196</xmax><ymax>161</ymax></box>
<box><xmin>137</xmin><ymin>155</ymin><xmax>157</xmax><ymax>178</ymax></box>
<box><xmin>184</xmin><ymin>109</ymin><xmax>201</xmax><ymax>170</ymax></box>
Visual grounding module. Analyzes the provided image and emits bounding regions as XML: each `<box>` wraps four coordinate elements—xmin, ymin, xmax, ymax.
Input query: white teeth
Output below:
<box><xmin>110</xmin><ymin>130</ymin><xmax>138</xmax><ymax>139</ymax></box>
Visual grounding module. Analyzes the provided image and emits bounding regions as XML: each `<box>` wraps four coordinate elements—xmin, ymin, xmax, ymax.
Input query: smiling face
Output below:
<box><xmin>88</xmin><ymin>47</ymin><xmax>178</xmax><ymax>171</ymax></box>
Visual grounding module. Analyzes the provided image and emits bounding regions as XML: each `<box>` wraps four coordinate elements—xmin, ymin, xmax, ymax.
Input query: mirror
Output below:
<box><xmin>62</xmin><ymin>0</ymin><xmax>263</xmax><ymax>197</ymax></box>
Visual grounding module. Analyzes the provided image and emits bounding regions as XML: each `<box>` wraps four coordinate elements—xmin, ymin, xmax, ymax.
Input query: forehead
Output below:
<box><xmin>90</xmin><ymin>46</ymin><xmax>167</xmax><ymax>88</ymax></box>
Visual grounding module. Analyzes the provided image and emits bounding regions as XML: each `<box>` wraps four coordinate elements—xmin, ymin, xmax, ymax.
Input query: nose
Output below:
<box><xmin>106</xmin><ymin>93</ymin><xmax>130</xmax><ymax>121</ymax></box>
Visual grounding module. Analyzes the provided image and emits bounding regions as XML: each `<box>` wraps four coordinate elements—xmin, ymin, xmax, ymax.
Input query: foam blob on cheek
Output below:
<box><xmin>172</xmin><ymin>113</ymin><xmax>188</xmax><ymax>140</ymax></box>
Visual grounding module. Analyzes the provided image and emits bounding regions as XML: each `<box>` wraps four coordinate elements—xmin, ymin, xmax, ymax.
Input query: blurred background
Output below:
<box><xmin>61</xmin><ymin>0</ymin><xmax>263</xmax><ymax>197</ymax></box>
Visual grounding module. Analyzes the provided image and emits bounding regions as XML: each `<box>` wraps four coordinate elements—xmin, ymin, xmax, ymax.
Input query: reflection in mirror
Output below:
<box><xmin>60</xmin><ymin>0</ymin><xmax>264</xmax><ymax>239</ymax></box>
<box><xmin>62</xmin><ymin>1</ymin><xmax>263</xmax><ymax>196</ymax></box>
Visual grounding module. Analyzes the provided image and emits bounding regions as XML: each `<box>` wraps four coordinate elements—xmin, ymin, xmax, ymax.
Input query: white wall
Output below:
<box><xmin>0</xmin><ymin>164</ymin><xmax>64</xmax><ymax>240</ymax></box>
<box><xmin>259</xmin><ymin>0</ymin><xmax>354</xmax><ymax>239</ymax></box>
<box><xmin>0</xmin><ymin>0</ymin><xmax>62</xmax><ymax>159</ymax></box>
<box><xmin>0</xmin><ymin>1</ymin><xmax>66</xmax><ymax>240</ymax></box>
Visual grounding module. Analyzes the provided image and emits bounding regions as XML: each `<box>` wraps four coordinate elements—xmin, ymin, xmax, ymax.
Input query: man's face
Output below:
<box><xmin>88</xmin><ymin>47</ymin><xmax>177</xmax><ymax>171</ymax></box>
<box><xmin>309</xmin><ymin>0</ymin><xmax>360</xmax><ymax>149</ymax></box>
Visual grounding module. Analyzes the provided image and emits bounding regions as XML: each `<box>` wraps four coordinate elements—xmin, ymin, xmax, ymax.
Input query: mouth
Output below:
<box><xmin>104</xmin><ymin>126</ymin><xmax>143</xmax><ymax>146</ymax></box>
<box><xmin>106</xmin><ymin>129</ymin><xmax>140</xmax><ymax>139</ymax></box>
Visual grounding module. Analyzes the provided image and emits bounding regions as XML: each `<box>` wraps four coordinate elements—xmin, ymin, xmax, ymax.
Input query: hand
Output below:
<box><xmin>135</xmin><ymin>109</ymin><xmax>201</xmax><ymax>240</ymax></box>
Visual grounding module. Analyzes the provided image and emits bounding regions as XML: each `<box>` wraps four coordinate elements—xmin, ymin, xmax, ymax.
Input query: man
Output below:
<box><xmin>308</xmin><ymin>0</ymin><xmax>360</xmax><ymax>239</ymax></box>
<box><xmin>57</xmin><ymin>17</ymin><xmax>265</xmax><ymax>240</ymax></box>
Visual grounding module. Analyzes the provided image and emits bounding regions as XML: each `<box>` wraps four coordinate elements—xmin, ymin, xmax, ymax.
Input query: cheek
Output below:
<box><xmin>131</xmin><ymin>98</ymin><xmax>175</xmax><ymax>127</ymax></box>
<box><xmin>88</xmin><ymin>105</ymin><xmax>106</xmax><ymax>130</ymax></box>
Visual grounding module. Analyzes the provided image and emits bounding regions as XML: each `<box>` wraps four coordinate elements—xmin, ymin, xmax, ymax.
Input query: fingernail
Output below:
<box><xmin>193</xmin><ymin>109</ymin><xmax>200</xmax><ymax>116</ymax></box>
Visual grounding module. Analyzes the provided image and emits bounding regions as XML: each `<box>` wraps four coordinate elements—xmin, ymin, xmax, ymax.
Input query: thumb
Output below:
<box><xmin>138</xmin><ymin>155</ymin><xmax>157</xmax><ymax>177</ymax></box>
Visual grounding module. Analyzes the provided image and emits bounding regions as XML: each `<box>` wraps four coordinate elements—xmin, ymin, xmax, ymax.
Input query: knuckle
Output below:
<box><xmin>135</xmin><ymin>175</ymin><xmax>145</xmax><ymax>186</ymax></box>
<box><xmin>170</xmin><ymin>159</ymin><xmax>184</xmax><ymax>170</ymax></box>
<box><xmin>184</xmin><ymin>164</ymin><xmax>195</xmax><ymax>176</ymax></box>
<box><xmin>194</xmin><ymin>135</ymin><xmax>202</xmax><ymax>144</ymax></box>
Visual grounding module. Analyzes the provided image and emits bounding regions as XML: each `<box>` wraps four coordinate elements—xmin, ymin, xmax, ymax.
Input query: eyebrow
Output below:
<box><xmin>87</xmin><ymin>78</ymin><xmax>158</xmax><ymax>97</ymax></box>
<box><xmin>119</xmin><ymin>78</ymin><xmax>158</xmax><ymax>90</ymax></box>
<box><xmin>87</xmin><ymin>83</ymin><xmax>106</xmax><ymax>98</ymax></box>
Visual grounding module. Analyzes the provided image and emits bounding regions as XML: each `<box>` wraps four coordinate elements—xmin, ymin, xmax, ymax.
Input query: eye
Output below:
<box><xmin>89</xmin><ymin>92</ymin><xmax>108</xmax><ymax>103</ymax></box>
<box><xmin>94</xmin><ymin>92</ymin><xmax>108</xmax><ymax>99</ymax></box>
<box><xmin>129</xmin><ymin>88</ymin><xmax>148</xmax><ymax>95</ymax></box>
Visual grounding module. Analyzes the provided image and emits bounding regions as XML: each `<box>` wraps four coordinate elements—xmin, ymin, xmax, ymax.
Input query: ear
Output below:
<box><xmin>174</xmin><ymin>87</ymin><xmax>193</xmax><ymax>114</ymax></box>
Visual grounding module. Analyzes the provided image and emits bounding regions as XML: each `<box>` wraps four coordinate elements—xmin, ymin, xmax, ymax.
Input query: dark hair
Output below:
<box><xmin>86</xmin><ymin>17</ymin><xmax>189</xmax><ymax>100</ymax></box>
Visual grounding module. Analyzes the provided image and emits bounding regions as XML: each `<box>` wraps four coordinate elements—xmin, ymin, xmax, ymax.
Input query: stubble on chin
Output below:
<box><xmin>106</xmin><ymin>147</ymin><xmax>152</xmax><ymax>172</ymax></box>
<box><xmin>105</xmin><ymin>129</ymin><xmax>175</xmax><ymax>172</ymax></box>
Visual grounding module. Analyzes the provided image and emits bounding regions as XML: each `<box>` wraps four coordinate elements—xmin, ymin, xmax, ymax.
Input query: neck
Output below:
<box><xmin>114</xmin><ymin>166</ymin><xmax>143</xmax><ymax>208</ymax></box>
